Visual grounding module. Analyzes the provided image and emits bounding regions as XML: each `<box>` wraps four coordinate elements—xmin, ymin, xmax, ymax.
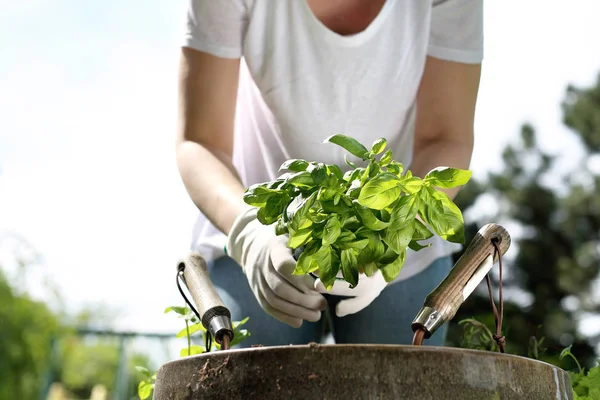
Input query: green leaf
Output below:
<box><xmin>322</xmin><ymin>215</ymin><xmax>342</xmax><ymax>245</ymax></box>
<box><xmin>361</xmin><ymin>161</ymin><xmax>381</xmax><ymax>185</ymax></box>
<box><xmin>327</xmin><ymin>164</ymin><xmax>344</xmax><ymax>180</ymax></box>
<box><xmin>371</xmin><ymin>138</ymin><xmax>387</xmax><ymax>155</ymax></box>
<box><xmin>310</xmin><ymin>163</ymin><xmax>328</xmax><ymax>185</ymax></box>
<box><xmin>413</xmin><ymin>219</ymin><xmax>434</xmax><ymax>240</ymax></box>
<box><xmin>135</xmin><ymin>366</ymin><xmax>152</xmax><ymax>379</ymax></box>
<box><xmin>408</xmin><ymin>240</ymin><xmax>431</xmax><ymax>251</ymax></box>
<box><xmin>400</xmin><ymin>176</ymin><xmax>423</xmax><ymax>194</ymax></box>
<box><xmin>379</xmin><ymin>249</ymin><xmax>406</xmax><ymax>282</ymax></box>
<box><xmin>288</xmin><ymin>227</ymin><xmax>313</xmax><ymax>248</ymax></box>
<box><xmin>180</xmin><ymin>345</ymin><xmax>204</xmax><ymax>357</ymax></box>
<box><xmin>420</xmin><ymin>187</ymin><xmax>465</xmax><ymax>243</ymax></box>
<box><xmin>346</xmin><ymin>179</ymin><xmax>362</xmax><ymax>199</ymax></box>
<box><xmin>138</xmin><ymin>380</ymin><xmax>154</xmax><ymax>400</ymax></box>
<box><xmin>164</xmin><ymin>306</ymin><xmax>188</xmax><ymax>315</ymax></box>
<box><xmin>358</xmin><ymin>173</ymin><xmax>402</xmax><ymax>210</ymax></box>
<box><xmin>315</xmin><ymin>245</ymin><xmax>341</xmax><ymax>290</ymax></box>
<box><xmin>323</xmin><ymin>134</ymin><xmax>370</xmax><ymax>160</ymax></box>
<box><xmin>357</xmin><ymin>231</ymin><xmax>385</xmax><ymax>265</ymax></box>
<box><xmin>383</xmin><ymin>222</ymin><xmax>415</xmax><ymax>254</ymax></box>
<box><xmin>321</xmin><ymin>199</ymin><xmax>352</xmax><ymax>215</ymax></box>
<box><xmin>294</xmin><ymin>240</ymin><xmax>320</xmax><ymax>275</ymax></box>
<box><xmin>362</xmin><ymin>261</ymin><xmax>378</xmax><ymax>277</ymax></box>
<box><xmin>257</xmin><ymin>194</ymin><xmax>291</xmax><ymax>225</ymax></box>
<box><xmin>290</xmin><ymin>192</ymin><xmax>317</xmax><ymax>231</ymax></box>
<box><xmin>389</xmin><ymin>194</ymin><xmax>420</xmax><ymax>230</ymax></box>
<box><xmin>338</xmin><ymin>239</ymin><xmax>370</xmax><ymax>251</ymax></box>
<box><xmin>243</xmin><ymin>185</ymin><xmax>281</xmax><ymax>207</ymax></box>
<box><xmin>341</xmin><ymin>249</ymin><xmax>359</xmax><ymax>288</ymax></box>
<box><xmin>379</xmin><ymin>149</ymin><xmax>393</xmax><ymax>166</ymax></box>
<box><xmin>280</xmin><ymin>159</ymin><xmax>309</xmax><ymax>172</ymax></box>
<box><xmin>286</xmin><ymin>171</ymin><xmax>316</xmax><ymax>188</ymax></box>
<box><xmin>175</xmin><ymin>322</ymin><xmax>206</xmax><ymax>338</ymax></box>
<box><xmin>345</xmin><ymin>154</ymin><xmax>358</xmax><ymax>168</ymax></box>
<box><xmin>353</xmin><ymin>202</ymin><xmax>389</xmax><ymax>231</ymax></box>
<box><xmin>275</xmin><ymin>217</ymin><xmax>288</xmax><ymax>235</ymax></box>
<box><xmin>425</xmin><ymin>167</ymin><xmax>472</xmax><ymax>188</ymax></box>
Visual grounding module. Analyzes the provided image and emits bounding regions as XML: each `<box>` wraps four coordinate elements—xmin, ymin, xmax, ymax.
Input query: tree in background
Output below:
<box><xmin>0</xmin><ymin>235</ymin><xmax>153</xmax><ymax>400</ymax></box>
<box><xmin>447</xmin><ymin>73</ymin><xmax>600</xmax><ymax>369</ymax></box>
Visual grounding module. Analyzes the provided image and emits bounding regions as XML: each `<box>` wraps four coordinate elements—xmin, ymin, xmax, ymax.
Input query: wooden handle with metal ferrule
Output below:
<box><xmin>411</xmin><ymin>223</ymin><xmax>511</xmax><ymax>337</ymax></box>
<box><xmin>178</xmin><ymin>253</ymin><xmax>233</xmax><ymax>343</ymax></box>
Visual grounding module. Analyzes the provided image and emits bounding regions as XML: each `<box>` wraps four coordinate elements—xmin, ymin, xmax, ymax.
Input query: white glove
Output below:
<box><xmin>227</xmin><ymin>207</ymin><xmax>328</xmax><ymax>328</ymax></box>
<box><xmin>314</xmin><ymin>271</ymin><xmax>389</xmax><ymax>317</ymax></box>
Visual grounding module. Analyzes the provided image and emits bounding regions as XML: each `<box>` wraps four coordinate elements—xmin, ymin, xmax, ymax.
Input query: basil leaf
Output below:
<box><xmin>361</xmin><ymin>161</ymin><xmax>381</xmax><ymax>185</ymax></box>
<box><xmin>353</xmin><ymin>202</ymin><xmax>390</xmax><ymax>231</ymax></box>
<box><xmin>286</xmin><ymin>171</ymin><xmax>316</xmax><ymax>188</ymax></box>
<box><xmin>379</xmin><ymin>149</ymin><xmax>393</xmax><ymax>166</ymax></box>
<box><xmin>257</xmin><ymin>194</ymin><xmax>291</xmax><ymax>225</ymax></box>
<box><xmin>294</xmin><ymin>241</ymin><xmax>320</xmax><ymax>275</ymax></box>
<box><xmin>336</xmin><ymin>230</ymin><xmax>356</xmax><ymax>243</ymax></box>
<box><xmin>357</xmin><ymin>173</ymin><xmax>401</xmax><ymax>210</ymax></box>
<box><xmin>275</xmin><ymin>217</ymin><xmax>288</xmax><ymax>235</ymax></box>
<box><xmin>321</xmin><ymin>199</ymin><xmax>352</xmax><ymax>215</ymax></box>
<box><xmin>408</xmin><ymin>240</ymin><xmax>430</xmax><ymax>251</ymax></box>
<box><xmin>341</xmin><ymin>248</ymin><xmax>359</xmax><ymax>288</ymax></box>
<box><xmin>289</xmin><ymin>192</ymin><xmax>317</xmax><ymax>230</ymax></box>
<box><xmin>327</xmin><ymin>164</ymin><xmax>344</xmax><ymax>180</ymax></box>
<box><xmin>323</xmin><ymin>134</ymin><xmax>369</xmax><ymax>160</ymax></box>
<box><xmin>362</xmin><ymin>261</ymin><xmax>378</xmax><ymax>277</ymax></box>
<box><xmin>377</xmin><ymin>246</ymin><xmax>399</xmax><ymax>265</ymax></box>
<box><xmin>243</xmin><ymin>185</ymin><xmax>280</xmax><ymax>207</ymax></box>
<box><xmin>288</xmin><ymin>227</ymin><xmax>313</xmax><ymax>248</ymax></box>
<box><xmin>279</xmin><ymin>159</ymin><xmax>309</xmax><ymax>172</ymax></box>
<box><xmin>308</xmin><ymin>209</ymin><xmax>328</xmax><ymax>224</ymax></box>
<box><xmin>357</xmin><ymin>231</ymin><xmax>385</xmax><ymax>265</ymax></box>
<box><xmin>344</xmin><ymin>154</ymin><xmax>358</xmax><ymax>168</ymax></box>
<box><xmin>400</xmin><ymin>176</ymin><xmax>423</xmax><ymax>194</ymax></box>
<box><xmin>371</xmin><ymin>138</ymin><xmax>387</xmax><ymax>155</ymax></box>
<box><xmin>420</xmin><ymin>187</ymin><xmax>465</xmax><ymax>243</ymax></box>
<box><xmin>310</xmin><ymin>162</ymin><xmax>328</xmax><ymax>185</ymax></box>
<box><xmin>389</xmin><ymin>194</ymin><xmax>420</xmax><ymax>230</ymax></box>
<box><xmin>425</xmin><ymin>167</ymin><xmax>472</xmax><ymax>189</ymax></box>
<box><xmin>315</xmin><ymin>245</ymin><xmax>341</xmax><ymax>290</ymax></box>
<box><xmin>346</xmin><ymin>179</ymin><xmax>362</xmax><ymax>199</ymax></box>
<box><xmin>413</xmin><ymin>219</ymin><xmax>434</xmax><ymax>240</ymax></box>
<box><xmin>337</xmin><ymin>238</ymin><xmax>370</xmax><ymax>251</ymax></box>
<box><xmin>322</xmin><ymin>215</ymin><xmax>342</xmax><ymax>245</ymax></box>
<box><xmin>379</xmin><ymin>249</ymin><xmax>406</xmax><ymax>282</ymax></box>
<box><xmin>383</xmin><ymin>221</ymin><xmax>415</xmax><ymax>254</ymax></box>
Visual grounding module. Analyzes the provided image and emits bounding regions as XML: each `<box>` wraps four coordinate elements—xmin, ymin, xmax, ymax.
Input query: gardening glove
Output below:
<box><xmin>227</xmin><ymin>207</ymin><xmax>328</xmax><ymax>328</ymax></box>
<box><xmin>314</xmin><ymin>272</ymin><xmax>389</xmax><ymax>317</ymax></box>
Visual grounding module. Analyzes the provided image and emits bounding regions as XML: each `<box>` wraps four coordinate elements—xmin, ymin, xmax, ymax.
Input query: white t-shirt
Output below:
<box><xmin>183</xmin><ymin>0</ymin><xmax>484</xmax><ymax>282</ymax></box>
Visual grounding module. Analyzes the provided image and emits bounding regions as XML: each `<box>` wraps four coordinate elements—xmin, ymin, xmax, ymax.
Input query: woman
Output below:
<box><xmin>176</xmin><ymin>0</ymin><xmax>482</xmax><ymax>347</ymax></box>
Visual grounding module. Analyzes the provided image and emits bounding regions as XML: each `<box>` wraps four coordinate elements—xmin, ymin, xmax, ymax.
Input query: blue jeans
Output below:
<box><xmin>207</xmin><ymin>256</ymin><xmax>453</xmax><ymax>348</ymax></box>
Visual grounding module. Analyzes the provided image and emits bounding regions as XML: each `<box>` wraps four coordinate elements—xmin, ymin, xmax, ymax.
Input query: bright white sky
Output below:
<box><xmin>1</xmin><ymin>1</ymin><xmax>599</xmax><ymax>341</ymax></box>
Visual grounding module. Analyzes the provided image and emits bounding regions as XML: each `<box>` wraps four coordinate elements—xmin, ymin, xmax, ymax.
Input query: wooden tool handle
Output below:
<box><xmin>424</xmin><ymin>223</ymin><xmax>511</xmax><ymax>322</ymax></box>
<box><xmin>178</xmin><ymin>253</ymin><xmax>231</xmax><ymax>329</ymax></box>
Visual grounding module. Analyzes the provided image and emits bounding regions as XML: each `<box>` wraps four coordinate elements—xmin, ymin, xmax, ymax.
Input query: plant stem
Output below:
<box><xmin>186</xmin><ymin>320</ymin><xmax>191</xmax><ymax>356</ymax></box>
<box><xmin>567</xmin><ymin>352</ymin><xmax>583</xmax><ymax>374</ymax></box>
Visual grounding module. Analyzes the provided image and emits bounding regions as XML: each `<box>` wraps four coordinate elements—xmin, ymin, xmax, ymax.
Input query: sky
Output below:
<box><xmin>1</xmin><ymin>0</ymin><xmax>600</xmax><ymax>347</ymax></box>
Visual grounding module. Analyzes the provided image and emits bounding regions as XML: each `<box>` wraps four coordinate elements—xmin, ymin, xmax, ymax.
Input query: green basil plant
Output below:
<box><xmin>243</xmin><ymin>134</ymin><xmax>472</xmax><ymax>290</ymax></box>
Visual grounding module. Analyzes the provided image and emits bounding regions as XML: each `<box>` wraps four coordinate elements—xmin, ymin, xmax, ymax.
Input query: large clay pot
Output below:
<box><xmin>153</xmin><ymin>343</ymin><xmax>573</xmax><ymax>400</ymax></box>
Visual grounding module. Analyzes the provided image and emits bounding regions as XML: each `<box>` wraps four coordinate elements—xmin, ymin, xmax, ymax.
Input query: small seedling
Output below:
<box><xmin>136</xmin><ymin>306</ymin><xmax>250</xmax><ymax>400</ymax></box>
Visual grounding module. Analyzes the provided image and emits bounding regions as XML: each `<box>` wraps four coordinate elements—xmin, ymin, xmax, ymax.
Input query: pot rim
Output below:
<box><xmin>157</xmin><ymin>343</ymin><xmax>568</xmax><ymax>373</ymax></box>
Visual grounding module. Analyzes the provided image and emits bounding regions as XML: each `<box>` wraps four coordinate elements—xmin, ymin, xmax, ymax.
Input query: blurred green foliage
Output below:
<box><xmin>449</xmin><ymin>73</ymin><xmax>600</xmax><ymax>369</ymax></box>
<box><xmin>0</xmin><ymin>241</ymin><xmax>153</xmax><ymax>400</ymax></box>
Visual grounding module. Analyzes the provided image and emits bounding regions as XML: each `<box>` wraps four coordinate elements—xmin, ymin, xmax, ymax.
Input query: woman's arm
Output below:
<box><xmin>175</xmin><ymin>47</ymin><xmax>247</xmax><ymax>235</ymax></box>
<box><xmin>411</xmin><ymin>56</ymin><xmax>482</xmax><ymax>199</ymax></box>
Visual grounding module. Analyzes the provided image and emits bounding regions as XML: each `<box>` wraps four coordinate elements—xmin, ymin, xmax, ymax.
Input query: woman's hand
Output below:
<box><xmin>227</xmin><ymin>207</ymin><xmax>328</xmax><ymax>327</ymax></box>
